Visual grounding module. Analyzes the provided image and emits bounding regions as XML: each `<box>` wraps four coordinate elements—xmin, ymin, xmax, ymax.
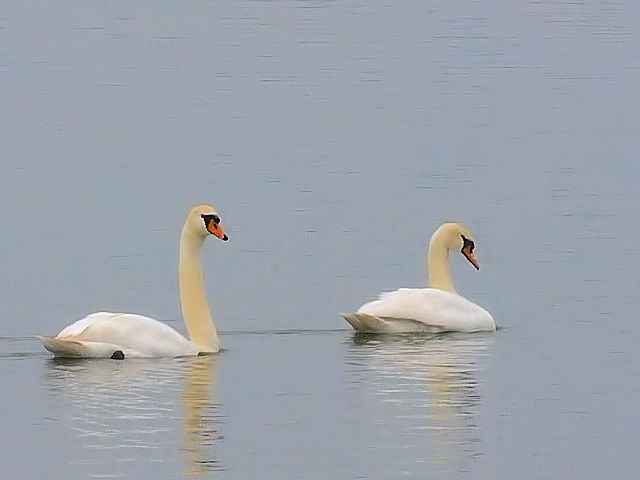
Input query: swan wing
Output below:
<box><xmin>57</xmin><ymin>312</ymin><xmax>121</xmax><ymax>337</ymax></box>
<box><xmin>355</xmin><ymin>288</ymin><xmax>495</xmax><ymax>332</ymax></box>
<box><xmin>50</xmin><ymin>312</ymin><xmax>198</xmax><ymax>358</ymax></box>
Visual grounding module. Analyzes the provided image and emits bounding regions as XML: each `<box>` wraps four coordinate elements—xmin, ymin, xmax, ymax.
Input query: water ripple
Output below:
<box><xmin>345</xmin><ymin>332</ymin><xmax>494</xmax><ymax>475</ymax></box>
<box><xmin>43</xmin><ymin>356</ymin><xmax>224</xmax><ymax>478</ymax></box>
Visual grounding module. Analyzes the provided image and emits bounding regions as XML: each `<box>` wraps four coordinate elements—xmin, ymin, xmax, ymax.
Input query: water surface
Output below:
<box><xmin>2</xmin><ymin>1</ymin><xmax>640</xmax><ymax>478</ymax></box>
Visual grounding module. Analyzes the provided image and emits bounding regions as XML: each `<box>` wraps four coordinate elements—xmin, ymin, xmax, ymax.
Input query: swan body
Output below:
<box><xmin>342</xmin><ymin>223</ymin><xmax>495</xmax><ymax>333</ymax></box>
<box><xmin>41</xmin><ymin>205</ymin><xmax>228</xmax><ymax>358</ymax></box>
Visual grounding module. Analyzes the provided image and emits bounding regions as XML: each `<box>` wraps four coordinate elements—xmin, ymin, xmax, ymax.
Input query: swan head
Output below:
<box><xmin>433</xmin><ymin>222</ymin><xmax>480</xmax><ymax>270</ymax></box>
<box><xmin>188</xmin><ymin>205</ymin><xmax>228</xmax><ymax>241</ymax></box>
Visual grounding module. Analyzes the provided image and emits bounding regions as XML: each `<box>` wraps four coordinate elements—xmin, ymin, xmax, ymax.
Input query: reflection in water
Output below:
<box><xmin>347</xmin><ymin>333</ymin><xmax>494</xmax><ymax>475</ymax></box>
<box><xmin>180</xmin><ymin>356</ymin><xmax>222</xmax><ymax>477</ymax></box>
<box><xmin>44</xmin><ymin>356</ymin><xmax>222</xmax><ymax>478</ymax></box>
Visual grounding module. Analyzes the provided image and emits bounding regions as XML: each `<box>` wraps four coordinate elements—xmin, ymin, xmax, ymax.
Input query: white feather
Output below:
<box><xmin>342</xmin><ymin>223</ymin><xmax>496</xmax><ymax>333</ymax></box>
<box><xmin>356</xmin><ymin>288</ymin><xmax>494</xmax><ymax>332</ymax></box>
<box><xmin>40</xmin><ymin>205</ymin><xmax>227</xmax><ymax>358</ymax></box>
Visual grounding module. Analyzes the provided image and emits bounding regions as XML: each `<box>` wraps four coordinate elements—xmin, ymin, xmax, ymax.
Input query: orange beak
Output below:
<box><xmin>462</xmin><ymin>246</ymin><xmax>480</xmax><ymax>270</ymax></box>
<box><xmin>206</xmin><ymin>219</ymin><xmax>228</xmax><ymax>241</ymax></box>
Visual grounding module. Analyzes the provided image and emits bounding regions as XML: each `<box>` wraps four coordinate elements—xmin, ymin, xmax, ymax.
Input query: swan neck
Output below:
<box><xmin>428</xmin><ymin>235</ymin><xmax>456</xmax><ymax>293</ymax></box>
<box><xmin>179</xmin><ymin>226</ymin><xmax>219</xmax><ymax>353</ymax></box>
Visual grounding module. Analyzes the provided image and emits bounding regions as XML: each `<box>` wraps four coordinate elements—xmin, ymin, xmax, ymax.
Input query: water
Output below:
<box><xmin>2</xmin><ymin>1</ymin><xmax>640</xmax><ymax>478</ymax></box>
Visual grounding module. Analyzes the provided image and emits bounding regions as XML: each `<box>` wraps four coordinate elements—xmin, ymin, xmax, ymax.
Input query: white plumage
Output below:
<box><xmin>40</xmin><ymin>205</ymin><xmax>228</xmax><ymax>358</ymax></box>
<box><xmin>342</xmin><ymin>223</ymin><xmax>495</xmax><ymax>333</ymax></box>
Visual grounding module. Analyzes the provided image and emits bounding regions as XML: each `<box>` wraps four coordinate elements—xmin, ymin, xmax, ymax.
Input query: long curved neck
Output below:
<box><xmin>179</xmin><ymin>226</ymin><xmax>219</xmax><ymax>353</ymax></box>
<box><xmin>428</xmin><ymin>234</ymin><xmax>456</xmax><ymax>293</ymax></box>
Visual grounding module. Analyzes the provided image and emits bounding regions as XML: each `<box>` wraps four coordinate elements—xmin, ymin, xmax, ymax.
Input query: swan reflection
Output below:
<box><xmin>180</xmin><ymin>355</ymin><xmax>223</xmax><ymax>476</ymax></box>
<box><xmin>347</xmin><ymin>332</ymin><xmax>494</xmax><ymax>473</ymax></box>
<box><xmin>44</xmin><ymin>355</ymin><xmax>222</xmax><ymax>477</ymax></box>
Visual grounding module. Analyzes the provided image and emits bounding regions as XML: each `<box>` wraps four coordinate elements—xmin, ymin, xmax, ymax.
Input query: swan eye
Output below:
<box><xmin>201</xmin><ymin>214</ymin><xmax>220</xmax><ymax>225</ymax></box>
<box><xmin>461</xmin><ymin>235</ymin><xmax>474</xmax><ymax>252</ymax></box>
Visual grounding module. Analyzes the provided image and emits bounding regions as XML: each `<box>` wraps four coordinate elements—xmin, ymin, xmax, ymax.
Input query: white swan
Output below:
<box><xmin>342</xmin><ymin>223</ymin><xmax>495</xmax><ymax>333</ymax></box>
<box><xmin>40</xmin><ymin>205</ymin><xmax>228</xmax><ymax>358</ymax></box>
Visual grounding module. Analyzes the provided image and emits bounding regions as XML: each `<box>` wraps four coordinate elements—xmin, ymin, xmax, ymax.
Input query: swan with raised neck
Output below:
<box><xmin>342</xmin><ymin>222</ymin><xmax>494</xmax><ymax>333</ymax></box>
<box><xmin>40</xmin><ymin>204</ymin><xmax>228</xmax><ymax>358</ymax></box>
<box><xmin>179</xmin><ymin>205</ymin><xmax>225</xmax><ymax>353</ymax></box>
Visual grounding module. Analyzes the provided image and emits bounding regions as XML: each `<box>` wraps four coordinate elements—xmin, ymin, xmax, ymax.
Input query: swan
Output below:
<box><xmin>40</xmin><ymin>205</ymin><xmax>228</xmax><ymax>358</ymax></box>
<box><xmin>342</xmin><ymin>223</ymin><xmax>495</xmax><ymax>333</ymax></box>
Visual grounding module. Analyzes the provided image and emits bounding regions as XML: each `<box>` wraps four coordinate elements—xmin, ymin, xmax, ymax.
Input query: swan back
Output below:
<box><xmin>61</xmin><ymin>313</ymin><xmax>198</xmax><ymax>357</ymax></box>
<box><xmin>357</xmin><ymin>288</ymin><xmax>495</xmax><ymax>332</ymax></box>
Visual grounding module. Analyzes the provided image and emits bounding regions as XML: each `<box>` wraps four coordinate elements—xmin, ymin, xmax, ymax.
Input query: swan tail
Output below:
<box><xmin>341</xmin><ymin>313</ymin><xmax>445</xmax><ymax>334</ymax></box>
<box><xmin>341</xmin><ymin>312</ymin><xmax>394</xmax><ymax>333</ymax></box>
<box><xmin>40</xmin><ymin>336</ymin><xmax>124</xmax><ymax>358</ymax></box>
<box><xmin>40</xmin><ymin>336</ymin><xmax>87</xmax><ymax>357</ymax></box>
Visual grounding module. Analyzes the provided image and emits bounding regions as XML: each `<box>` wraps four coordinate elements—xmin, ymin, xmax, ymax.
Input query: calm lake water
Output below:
<box><xmin>2</xmin><ymin>1</ymin><xmax>640</xmax><ymax>479</ymax></box>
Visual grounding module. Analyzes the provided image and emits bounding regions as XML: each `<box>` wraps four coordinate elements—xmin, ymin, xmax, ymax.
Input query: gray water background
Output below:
<box><xmin>1</xmin><ymin>1</ymin><xmax>639</xmax><ymax>478</ymax></box>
